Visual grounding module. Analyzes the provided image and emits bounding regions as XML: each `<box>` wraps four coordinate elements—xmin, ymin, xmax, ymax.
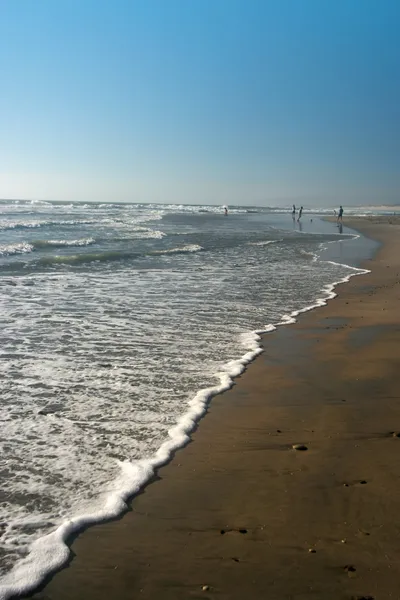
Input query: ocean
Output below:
<box><xmin>0</xmin><ymin>200</ymin><xmax>377</xmax><ymax>598</ymax></box>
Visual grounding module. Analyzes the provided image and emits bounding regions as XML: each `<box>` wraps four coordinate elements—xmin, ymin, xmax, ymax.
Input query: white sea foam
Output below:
<box><xmin>0</xmin><ymin>219</ymin><xmax>96</xmax><ymax>230</ymax></box>
<box><xmin>247</xmin><ymin>239</ymin><xmax>281</xmax><ymax>247</ymax></box>
<box><xmin>43</xmin><ymin>238</ymin><xmax>95</xmax><ymax>247</ymax></box>
<box><xmin>33</xmin><ymin>238</ymin><xmax>95</xmax><ymax>248</ymax></box>
<box><xmin>275</xmin><ymin>262</ymin><xmax>370</xmax><ymax>327</ymax></box>
<box><xmin>299</xmin><ymin>249</ymin><xmax>317</xmax><ymax>260</ymax></box>
<box><xmin>134</xmin><ymin>227</ymin><xmax>165</xmax><ymax>239</ymax></box>
<box><xmin>0</xmin><ymin>325</ymin><xmax>267</xmax><ymax>600</ymax></box>
<box><xmin>153</xmin><ymin>244</ymin><xmax>203</xmax><ymax>255</ymax></box>
<box><xmin>0</xmin><ymin>243</ymin><xmax>34</xmax><ymax>256</ymax></box>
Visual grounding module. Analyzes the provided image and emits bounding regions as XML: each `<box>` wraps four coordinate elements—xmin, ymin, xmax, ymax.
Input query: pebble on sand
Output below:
<box><xmin>202</xmin><ymin>585</ymin><xmax>210</xmax><ymax>591</ymax></box>
<box><xmin>292</xmin><ymin>444</ymin><xmax>308</xmax><ymax>451</ymax></box>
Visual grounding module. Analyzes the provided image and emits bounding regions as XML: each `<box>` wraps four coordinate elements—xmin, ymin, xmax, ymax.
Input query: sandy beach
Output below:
<box><xmin>30</xmin><ymin>216</ymin><xmax>400</xmax><ymax>600</ymax></box>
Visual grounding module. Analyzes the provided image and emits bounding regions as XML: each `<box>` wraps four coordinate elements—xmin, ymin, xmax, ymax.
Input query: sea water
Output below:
<box><xmin>0</xmin><ymin>200</ymin><xmax>375</xmax><ymax>598</ymax></box>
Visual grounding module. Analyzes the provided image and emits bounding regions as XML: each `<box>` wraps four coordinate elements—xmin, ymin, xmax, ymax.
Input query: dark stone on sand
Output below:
<box><xmin>308</xmin><ymin>548</ymin><xmax>316</xmax><ymax>553</ymax></box>
<box><xmin>231</xmin><ymin>557</ymin><xmax>240</xmax><ymax>562</ymax></box>
<box><xmin>360</xmin><ymin>480</ymin><xmax>367</xmax><ymax>484</ymax></box>
<box><xmin>277</xmin><ymin>429</ymin><xmax>282</xmax><ymax>433</ymax></box>
<box><xmin>220</xmin><ymin>529</ymin><xmax>226</xmax><ymax>535</ymax></box>
<box><xmin>353</xmin><ymin>597</ymin><xmax>375</xmax><ymax>600</ymax></box>
<box><xmin>391</xmin><ymin>432</ymin><xmax>400</xmax><ymax>438</ymax></box>
<box><xmin>239</xmin><ymin>529</ymin><xmax>247</xmax><ymax>534</ymax></box>
<box><xmin>292</xmin><ymin>444</ymin><xmax>308</xmax><ymax>451</ymax></box>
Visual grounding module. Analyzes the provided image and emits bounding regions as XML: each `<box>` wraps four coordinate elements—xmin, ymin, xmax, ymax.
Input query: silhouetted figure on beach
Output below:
<box><xmin>292</xmin><ymin>204</ymin><xmax>296</xmax><ymax>219</ymax></box>
<box><xmin>337</xmin><ymin>205</ymin><xmax>343</xmax><ymax>222</ymax></box>
<box><xmin>297</xmin><ymin>206</ymin><xmax>303</xmax><ymax>221</ymax></box>
<box><xmin>223</xmin><ymin>205</ymin><xmax>228</xmax><ymax>216</ymax></box>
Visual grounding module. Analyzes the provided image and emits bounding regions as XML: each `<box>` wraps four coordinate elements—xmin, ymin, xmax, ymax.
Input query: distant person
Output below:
<box><xmin>223</xmin><ymin>205</ymin><xmax>228</xmax><ymax>216</ymax></box>
<box><xmin>297</xmin><ymin>206</ymin><xmax>303</xmax><ymax>221</ymax></box>
<box><xmin>333</xmin><ymin>209</ymin><xmax>337</xmax><ymax>216</ymax></box>
<box><xmin>337</xmin><ymin>205</ymin><xmax>343</xmax><ymax>222</ymax></box>
<box><xmin>292</xmin><ymin>204</ymin><xmax>296</xmax><ymax>219</ymax></box>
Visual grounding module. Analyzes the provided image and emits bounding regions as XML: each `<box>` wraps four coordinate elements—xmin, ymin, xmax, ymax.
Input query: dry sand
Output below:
<box><xmin>31</xmin><ymin>217</ymin><xmax>400</xmax><ymax>600</ymax></box>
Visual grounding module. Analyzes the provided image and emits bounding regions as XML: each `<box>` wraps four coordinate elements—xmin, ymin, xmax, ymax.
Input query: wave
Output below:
<box><xmin>153</xmin><ymin>244</ymin><xmax>203</xmax><ymax>255</ymax></box>
<box><xmin>130</xmin><ymin>227</ymin><xmax>165</xmax><ymax>239</ymax></box>
<box><xmin>299</xmin><ymin>249</ymin><xmax>317</xmax><ymax>260</ymax></box>
<box><xmin>29</xmin><ymin>200</ymin><xmax>53</xmax><ymax>206</ymax></box>
<box><xmin>32</xmin><ymin>238</ymin><xmax>95</xmax><ymax>249</ymax></box>
<box><xmin>247</xmin><ymin>239</ymin><xmax>281</xmax><ymax>247</ymax></box>
<box><xmin>0</xmin><ymin>243</ymin><xmax>34</xmax><ymax>256</ymax></box>
<box><xmin>37</xmin><ymin>245</ymin><xmax>203</xmax><ymax>267</ymax></box>
<box><xmin>0</xmin><ymin>239</ymin><xmax>96</xmax><ymax>258</ymax></box>
<box><xmin>0</xmin><ymin>219</ymin><xmax>96</xmax><ymax>231</ymax></box>
<box><xmin>38</xmin><ymin>250</ymin><xmax>139</xmax><ymax>267</ymax></box>
<box><xmin>0</xmin><ymin>243</ymin><xmax>205</xmax><ymax>270</ymax></box>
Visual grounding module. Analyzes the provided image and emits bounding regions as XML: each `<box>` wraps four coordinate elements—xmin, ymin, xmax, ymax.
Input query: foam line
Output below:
<box><xmin>0</xmin><ymin>262</ymin><xmax>370</xmax><ymax>600</ymax></box>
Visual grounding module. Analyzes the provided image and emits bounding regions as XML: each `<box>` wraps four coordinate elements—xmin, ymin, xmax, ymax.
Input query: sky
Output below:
<box><xmin>0</xmin><ymin>0</ymin><xmax>399</xmax><ymax>206</ymax></box>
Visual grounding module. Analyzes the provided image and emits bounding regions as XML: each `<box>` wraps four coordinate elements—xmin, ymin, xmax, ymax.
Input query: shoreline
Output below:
<box><xmin>11</xmin><ymin>217</ymin><xmax>400</xmax><ymax>599</ymax></box>
<box><xmin>0</xmin><ymin>218</ymin><xmax>368</xmax><ymax>599</ymax></box>
<box><xmin>0</xmin><ymin>221</ymin><xmax>363</xmax><ymax>600</ymax></box>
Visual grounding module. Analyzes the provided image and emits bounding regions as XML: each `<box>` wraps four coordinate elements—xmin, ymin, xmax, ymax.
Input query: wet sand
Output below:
<box><xmin>32</xmin><ymin>217</ymin><xmax>400</xmax><ymax>600</ymax></box>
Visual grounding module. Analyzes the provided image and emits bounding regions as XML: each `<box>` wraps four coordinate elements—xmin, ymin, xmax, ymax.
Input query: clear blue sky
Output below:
<box><xmin>0</xmin><ymin>0</ymin><xmax>399</xmax><ymax>205</ymax></box>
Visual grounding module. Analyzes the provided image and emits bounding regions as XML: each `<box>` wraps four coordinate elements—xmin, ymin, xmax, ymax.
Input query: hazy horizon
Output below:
<box><xmin>2</xmin><ymin>197</ymin><xmax>399</xmax><ymax>209</ymax></box>
<box><xmin>1</xmin><ymin>1</ymin><xmax>399</xmax><ymax>205</ymax></box>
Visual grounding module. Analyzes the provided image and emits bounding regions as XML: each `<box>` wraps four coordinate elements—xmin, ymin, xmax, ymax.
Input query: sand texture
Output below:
<box><xmin>30</xmin><ymin>217</ymin><xmax>400</xmax><ymax>600</ymax></box>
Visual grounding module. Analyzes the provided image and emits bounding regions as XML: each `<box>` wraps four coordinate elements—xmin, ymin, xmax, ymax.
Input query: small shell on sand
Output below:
<box><xmin>202</xmin><ymin>585</ymin><xmax>210</xmax><ymax>591</ymax></box>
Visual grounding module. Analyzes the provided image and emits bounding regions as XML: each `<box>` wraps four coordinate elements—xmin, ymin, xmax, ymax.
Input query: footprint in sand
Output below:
<box><xmin>343</xmin><ymin>480</ymin><xmax>368</xmax><ymax>487</ymax></box>
<box><xmin>344</xmin><ymin>564</ymin><xmax>356</xmax><ymax>573</ymax></box>
<box><xmin>220</xmin><ymin>528</ymin><xmax>248</xmax><ymax>535</ymax></box>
